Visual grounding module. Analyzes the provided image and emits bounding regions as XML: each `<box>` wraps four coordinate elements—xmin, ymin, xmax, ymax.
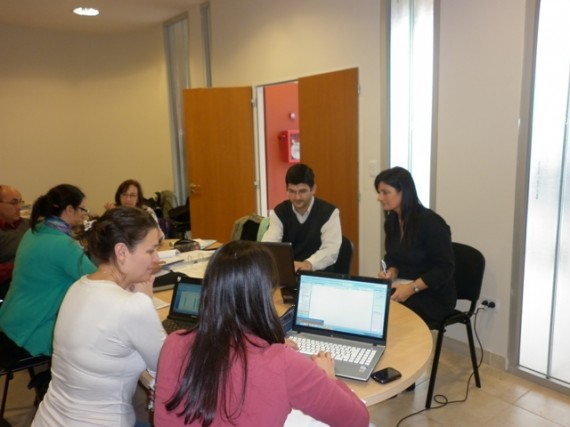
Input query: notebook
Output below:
<box><xmin>287</xmin><ymin>271</ymin><xmax>391</xmax><ymax>381</ymax></box>
<box><xmin>259</xmin><ymin>242</ymin><xmax>298</xmax><ymax>304</ymax></box>
<box><xmin>162</xmin><ymin>277</ymin><xmax>203</xmax><ymax>334</ymax></box>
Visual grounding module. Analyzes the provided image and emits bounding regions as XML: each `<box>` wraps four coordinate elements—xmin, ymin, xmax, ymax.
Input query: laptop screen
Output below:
<box><xmin>170</xmin><ymin>280</ymin><xmax>202</xmax><ymax>316</ymax></box>
<box><xmin>259</xmin><ymin>242</ymin><xmax>298</xmax><ymax>289</ymax></box>
<box><xmin>294</xmin><ymin>271</ymin><xmax>390</xmax><ymax>341</ymax></box>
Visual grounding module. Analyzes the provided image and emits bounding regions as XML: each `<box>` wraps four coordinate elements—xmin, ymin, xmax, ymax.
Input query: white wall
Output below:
<box><xmin>0</xmin><ymin>24</ymin><xmax>173</xmax><ymax>214</ymax></box>
<box><xmin>436</xmin><ymin>0</ymin><xmax>525</xmax><ymax>360</ymax></box>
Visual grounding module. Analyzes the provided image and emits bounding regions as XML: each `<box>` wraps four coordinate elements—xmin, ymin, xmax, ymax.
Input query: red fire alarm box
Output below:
<box><xmin>279</xmin><ymin>130</ymin><xmax>300</xmax><ymax>163</ymax></box>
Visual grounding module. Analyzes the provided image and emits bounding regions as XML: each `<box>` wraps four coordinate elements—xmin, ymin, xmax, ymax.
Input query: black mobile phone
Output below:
<box><xmin>371</xmin><ymin>367</ymin><xmax>402</xmax><ymax>384</ymax></box>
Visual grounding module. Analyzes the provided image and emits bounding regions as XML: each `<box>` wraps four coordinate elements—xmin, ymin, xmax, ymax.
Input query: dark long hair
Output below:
<box><xmin>30</xmin><ymin>184</ymin><xmax>85</xmax><ymax>232</ymax></box>
<box><xmin>165</xmin><ymin>241</ymin><xmax>285</xmax><ymax>426</ymax></box>
<box><xmin>374</xmin><ymin>166</ymin><xmax>423</xmax><ymax>247</ymax></box>
<box><xmin>81</xmin><ymin>206</ymin><xmax>158</xmax><ymax>266</ymax></box>
<box><xmin>114</xmin><ymin>179</ymin><xmax>145</xmax><ymax>208</ymax></box>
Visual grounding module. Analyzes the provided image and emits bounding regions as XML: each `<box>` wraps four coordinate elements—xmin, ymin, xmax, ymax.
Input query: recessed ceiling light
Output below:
<box><xmin>73</xmin><ymin>7</ymin><xmax>100</xmax><ymax>17</ymax></box>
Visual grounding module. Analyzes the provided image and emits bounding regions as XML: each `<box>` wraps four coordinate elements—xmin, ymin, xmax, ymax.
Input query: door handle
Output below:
<box><xmin>189</xmin><ymin>183</ymin><xmax>200</xmax><ymax>194</ymax></box>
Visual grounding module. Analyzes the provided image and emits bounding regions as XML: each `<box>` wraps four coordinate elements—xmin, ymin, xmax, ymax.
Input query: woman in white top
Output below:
<box><xmin>32</xmin><ymin>206</ymin><xmax>166</xmax><ymax>427</ymax></box>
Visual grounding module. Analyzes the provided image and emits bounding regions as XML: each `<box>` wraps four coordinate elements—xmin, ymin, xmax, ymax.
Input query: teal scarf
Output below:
<box><xmin>44</xmin><ymin>215</ymin><xmax>72</xmax><ymax>236</ymax></box>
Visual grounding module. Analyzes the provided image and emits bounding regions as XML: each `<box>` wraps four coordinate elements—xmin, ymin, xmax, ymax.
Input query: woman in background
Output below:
<box><xmin>104</xmin><ymin>179</ymin><xmax>158</xmax><ymax>223</ymax></box>
<box><xmin>375</xmin><ymin>166</ymin><xmax>456</xmax><ymax>329</ymax></box>
<box><xmin>154</xmin><ymin>240</ymin><xmax>368</xmax><ymax>427</ymax></box>
<box><xmin>32</xmin><ymin>206</ymin><xmax>166</xmax><ymax>427</ymax></box>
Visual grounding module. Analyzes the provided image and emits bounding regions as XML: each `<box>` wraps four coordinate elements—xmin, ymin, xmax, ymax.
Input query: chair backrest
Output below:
<box><xmin>230</xmin><ymin>214</ymin><xmax>265</xmax><ymax>241</ymax></box>
<box><xmin>256</xmin><ymin>216</ymin><xmax>270</xmax><ymax>241</ymax></box>
<box><xmin>332</xmin><ymin>236</ymin><xmax>354</xmax><ymax>274</ymax></box>
<box><xmin>452</xmin><ymin>242</ymin><xmax>485</xmax><ymax>313</ymax></box>
<box><xmin>159</xmin><ymin>190</ymin><xmax>178</xmax><ymax>219</ymax></box>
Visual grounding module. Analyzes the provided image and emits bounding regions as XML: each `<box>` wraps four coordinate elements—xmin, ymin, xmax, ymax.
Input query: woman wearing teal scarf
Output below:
<box><xmin>0</xmin><ymin>184</ymin><xmax>96</xmax><ymax>398</ymax></box>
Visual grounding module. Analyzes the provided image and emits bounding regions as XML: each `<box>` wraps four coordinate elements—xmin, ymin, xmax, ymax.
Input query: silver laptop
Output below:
<box><xmin>259</xmin><ymin>242</ymin><xmax>299</xmax><ymax>303</ymax></box>
<box><xmin>162</xmin><ymin>277</ymin><xmax>203</xmax><ymax>334</ymax></box>
<box><xmin>287</xmin><ymin>271</ymin><xmax>391</xmax><ymax>381</ymax></box>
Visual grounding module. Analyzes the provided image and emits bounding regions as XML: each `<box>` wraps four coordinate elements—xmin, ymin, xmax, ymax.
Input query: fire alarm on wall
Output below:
<box><xmin>279</xmin><ymin>130</ymin><xmax>300</xmax><ymax>163</ymax></box>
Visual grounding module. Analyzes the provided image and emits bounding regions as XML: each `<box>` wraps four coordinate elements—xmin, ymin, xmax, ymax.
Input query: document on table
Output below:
<box><xmin>169</xmin><ymin>250</ymin><xmax>214</xmax><ymax>278</ymax></box>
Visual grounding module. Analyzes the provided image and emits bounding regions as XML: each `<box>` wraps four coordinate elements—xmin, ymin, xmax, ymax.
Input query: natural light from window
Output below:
<box><xmin>520</xmin><ymin>0</ymin><xmax>570</xmax><ymax>386</ymax></box>
<box><xmin>390</xmin><ymin>0</ymin><xmax>434</xmax><ymax>207</ymax></box>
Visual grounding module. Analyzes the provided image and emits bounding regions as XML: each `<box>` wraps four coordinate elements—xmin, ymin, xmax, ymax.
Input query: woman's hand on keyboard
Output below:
<box><xmin>311</xmin><ymin>351</ymin><xmax>336</xmax><ymax>380</ymax></box>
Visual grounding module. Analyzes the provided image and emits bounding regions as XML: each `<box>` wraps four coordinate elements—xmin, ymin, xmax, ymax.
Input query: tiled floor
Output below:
<box><xmin>368</xmin><ymin>351</ymin><xmax>570</xmax><ymax>427</ymax></box>
<box><xmin>2</xmin><ymin>350</ymin><xmax>569</xmax><ymax>426</ymax></box>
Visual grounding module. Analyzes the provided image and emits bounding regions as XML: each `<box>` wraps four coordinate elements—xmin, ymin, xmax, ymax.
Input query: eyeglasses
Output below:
<box><xmin>0</xmin><ymin>199</ymin><xmax>23</xmax><ymax>206</ymax></box>
<box><xmin>287</xmin><ymin>188</ymin><xmax>310</xmax><ymax>196</ymax></box>
<box><xmin>78</xmin><ymin>206</ymin><xmax>89</xmax><ymax>214</ymax></box>
<box><xmin>121</xmin><ymin>193</ymin><xmax>138</xmax><ymax>199</ymax></box>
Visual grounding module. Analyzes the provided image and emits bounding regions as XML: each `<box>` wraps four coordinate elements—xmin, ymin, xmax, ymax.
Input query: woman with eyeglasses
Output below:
<box><xmin>104</xmin><ymin>179</ymin><xmax>158</xmax><ymax>223</ymax></box>
<box><xmin>0</xmin><ymin>184</ymin><xmax>96</xmax><ymax>399</ymax></box>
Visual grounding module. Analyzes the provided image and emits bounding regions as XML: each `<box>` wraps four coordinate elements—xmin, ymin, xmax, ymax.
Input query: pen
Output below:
<box><xmin>381</xmin><ymin>259</ymin><xmax>387</xmax><ymax>275</ymax></box>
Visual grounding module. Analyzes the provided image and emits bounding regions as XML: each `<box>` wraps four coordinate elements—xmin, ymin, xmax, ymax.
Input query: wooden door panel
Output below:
<box><xmin>299</xmin><ymin>68</ymin><xmax>359</xmax><ymax>273</ymax></box>
<box><xmin>184</xmin><ymin>87</ymin><xmax>256</xmax><ymax>243</ymax></box>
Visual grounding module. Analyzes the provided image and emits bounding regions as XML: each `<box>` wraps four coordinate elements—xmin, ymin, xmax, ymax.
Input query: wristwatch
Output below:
<box><xmin>411</xmin><ymin>282</ymin><xmax>420</xmax><ymax>293</ymax></box>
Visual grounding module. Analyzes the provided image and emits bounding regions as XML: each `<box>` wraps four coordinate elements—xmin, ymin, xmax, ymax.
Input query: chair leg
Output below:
<box><xmin>27</xmin><ymin>367</ymin><xmax>50</xmax><ymax>406</ymax></box>
<box><xmin>465</xmin><ymin>318</ymin><xmax>481</xmax><ymax>388</ymax></box>
<box><xmin>1</xmin><ymin>371</ymin><xmax>13</xmax><ymax>422</ymax></box>
<box><xmin>425</xmin><ymin>327</ymin><xmax>446</xmax><ymax>409</ymax></box>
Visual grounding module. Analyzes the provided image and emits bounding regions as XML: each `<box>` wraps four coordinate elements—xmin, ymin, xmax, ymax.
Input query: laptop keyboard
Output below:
<box><xmin>288</xmin><ymin>336</ymin><xmax>377</xmax><ymax>366</ymax></box>
<box><xmin>162</xmin><ymin>318</ymin><xmax>197</xmax><ymax>334</ymax></box>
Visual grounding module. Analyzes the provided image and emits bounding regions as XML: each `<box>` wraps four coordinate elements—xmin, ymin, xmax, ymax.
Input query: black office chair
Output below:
<box><xmin>0</xmin><ymin>353</ymin><xmax>51</xmax><ymax>424</ymax></box>
<box><xmin>425</xmin><ymin>242</ymin><xmax>485</xmax><ymax>409</ymax></box>
<box><xmin>332</xmin><ymin>236</ymin><xmax>354</xmax><ymax>274</ymax></box>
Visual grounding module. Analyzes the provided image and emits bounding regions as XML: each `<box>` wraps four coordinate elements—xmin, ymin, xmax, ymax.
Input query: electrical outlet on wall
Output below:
<box><xmin>480</xmin><ymin>297</ymin><xmax>497</xmax><ymax>310</ymax></box>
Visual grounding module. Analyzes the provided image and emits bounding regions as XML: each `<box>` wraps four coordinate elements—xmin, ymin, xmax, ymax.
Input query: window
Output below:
<box><xmin>389</xmin><ymin>0</ymin><xmax>435</xmax><ymax>206</ymax></box>
<box><xmin>519</xmin><ymin>0</ymin><xmax>570</xmax><ymax>387</ymax></box>
<box><xmin>164</xmin><ymin>14</ymin><xmax>190</xmax><ymax>203</ymax></box>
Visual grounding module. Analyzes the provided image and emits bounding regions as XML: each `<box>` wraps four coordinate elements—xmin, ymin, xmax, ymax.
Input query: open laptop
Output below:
<box><xmin>259</xmin><ymin>242</ymin><xmax>299</xmax><ymax>304</ymax></box>
<box><xmin>162</xmin><ymin>277</ymin><xmax>203</xmax><ymax>334</ymax></box>
<box><xmin>287</xmin><ymin>271</ymin><xmax>391</xmax><ymax>381</ymax></box>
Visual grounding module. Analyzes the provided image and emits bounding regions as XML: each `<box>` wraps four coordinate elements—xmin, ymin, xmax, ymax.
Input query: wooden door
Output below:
<box><xmin>183</xmin><ymin>87</ymin><xmax>256</xmax><ymax>243</ymax></box>
<box><xmin>298</xmin><ymin>68</ymin><xmax>359</xmax><ymax>273</ymax></box>
<box><xmin>183</xmin><ymin>69</ymin><xmax>359</xmax><ymax>265</ymax></box>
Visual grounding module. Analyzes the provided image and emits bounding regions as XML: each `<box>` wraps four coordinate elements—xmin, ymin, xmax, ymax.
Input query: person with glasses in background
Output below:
<box><xmin>0</xmin><ymin>185</ymin><xmax>30</xmax><ymax>300</ymax></box>
<box><xmin>0</xmin><ymin>184</ymin><xmax>96</xmax><ymax>401</ymax></box>
<box><xmin>262</xmin><ymin>163</ymin><xmax>342</xmax><ymax>272</ymax></box>
<box><xmin>104</xmin><ymin>179</ymin><xmax>158</xmax><ymax>223</ymax></box>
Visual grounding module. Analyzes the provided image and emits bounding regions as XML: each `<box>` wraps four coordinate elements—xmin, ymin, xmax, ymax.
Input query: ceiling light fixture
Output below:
<box><xmin>73</xmin><ymin>7</ymin><xmax>100</xmax><ymax>17</ymax></box>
